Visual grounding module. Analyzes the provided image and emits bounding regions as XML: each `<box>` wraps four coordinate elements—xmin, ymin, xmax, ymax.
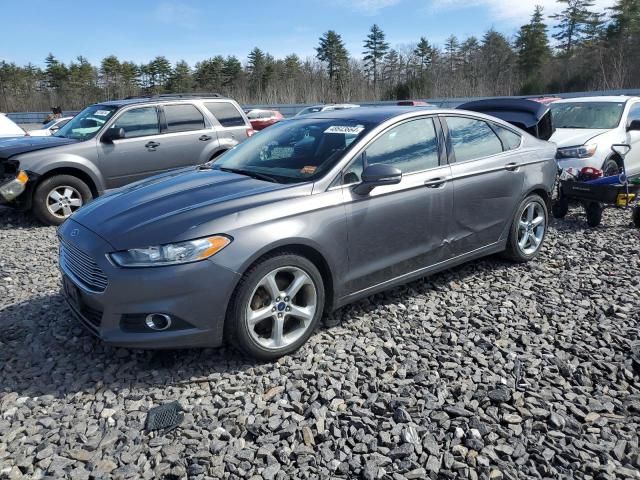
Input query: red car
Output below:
<box><xmin>397</xmin><ymin>100</ymin><xmax>432</xmax><ymax>106</ymax></box>
<box><xmin>245</xmin><ymin>109</ymin><xmax>284</xmax><ymax>131</ymax></box>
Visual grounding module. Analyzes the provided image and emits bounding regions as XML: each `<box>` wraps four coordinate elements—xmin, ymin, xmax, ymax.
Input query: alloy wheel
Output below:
<box><xmin>246</xmin><ymin>266</ymin><xmax>317</xmax><ymax>350</ymax></box>
<box><xmin>517</xmin><ymin>201</ymin><xmax>546</xmax><ymax>255</ymax></box>
<box><xmin>46</xmin><ymin>186</ymin><xmax>83</xmax><ymax>219</ymax></box>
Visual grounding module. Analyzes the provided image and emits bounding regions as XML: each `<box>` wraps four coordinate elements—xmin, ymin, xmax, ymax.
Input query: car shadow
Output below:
<box><xmin>0</xmin><ymin>207</ymin><xmax>45</xmax><ymax>230</ymax></box>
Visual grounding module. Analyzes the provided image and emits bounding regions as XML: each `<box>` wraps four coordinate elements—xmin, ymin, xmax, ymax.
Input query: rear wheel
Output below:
<box><xmin>32</xmin><ymin>175</ymin><xmax>93</xmax><ymax>226</ymax></box>
<box><xmin>585</xmin><ymin>202</ymin><xmax>603</xmax><ymax>228</ymax></box>
<box><xmin>503</xmin><ymin>194</ymin><xmax>548</xmax><ymax>262</ymax></box>
<box><xmin>226</xmin><ymin>253</ymin><xmax>325</xmax><ymax>360</ymax></box>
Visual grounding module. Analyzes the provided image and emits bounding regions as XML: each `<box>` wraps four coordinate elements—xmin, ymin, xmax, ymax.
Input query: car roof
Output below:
<box><xmin>553</xmin><ymin>96</ymin><xmax>638</xmax><ymax>104</ymax></box>
<box><xmin>304</xmin><ymin>105</ymin><xmax>438</xmax><ymax>123</ymax></box>
<box><xmin>97</xmin><ymin>94</ymin><xmax>230</xmax><ymax>108</ymax></box>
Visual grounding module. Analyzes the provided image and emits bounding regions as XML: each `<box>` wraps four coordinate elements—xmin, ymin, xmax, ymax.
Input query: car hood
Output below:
<box><xmin>72</xmin><ymin>167</ymin><xmax>309</xmax><ymax>250</ymax></box>
<box><xmin>550</xmin><ymin>128</ymin><xmax>609</xmax><ymax>147</ymax></box>
<box><xmin>0</xmin><ymin>135</ymin><xmax>78</xmax><ymax>159</ymax></box>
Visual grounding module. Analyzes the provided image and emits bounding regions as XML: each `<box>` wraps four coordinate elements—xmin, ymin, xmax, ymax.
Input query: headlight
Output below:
<box><xmin>557</xmin><ymin>144</ymin><xmax>597</xmax><ymax>159</ymax></box>
<box><xmin>0</xmin><ymin>171</ymin><xmax>29</xmax><ymax>201</ymax></box>
<box><xmin>110</xmin><ymin>235</ymin><xmax>231</xmax><ymax>267</ymax></box>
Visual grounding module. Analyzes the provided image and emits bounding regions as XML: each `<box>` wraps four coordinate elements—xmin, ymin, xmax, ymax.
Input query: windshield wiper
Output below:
<box><xmin>216</xmin><ymin>167</ymin><xmax>279</xmax><ymax>183</ymax></box>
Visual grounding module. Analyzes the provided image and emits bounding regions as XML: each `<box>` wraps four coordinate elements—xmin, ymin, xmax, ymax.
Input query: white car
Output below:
<box><xmin>28</xmin><ymin>116</ymin><xmax>73</xmax><ymax>136</ymax></box>
<box><xmin>550</xmin><ymin>96</ymin><xmax>640</xmax><ymax>178</ymax></box>
<box><xmin>0</xmin><ymin>113</ymin><xmax>26</xmax><ymax>138</ymax></box>
<box><xmin>295</xmin><ymin>103</ymin><xmax>360</xmax><ymax>117</ymax></box>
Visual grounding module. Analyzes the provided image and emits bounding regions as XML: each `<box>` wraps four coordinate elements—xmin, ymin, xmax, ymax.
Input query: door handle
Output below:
<box><xmin>199</xmin><ymin>135</ymin><xmax>212</xmax><ymax>141</ymax></box>
<box><xmin>505</xmin><ymin>162</ymin><xmax>520</xmax><ymax>171</ymax></box>
<box><xmin>424</xmin><ymin>177</ymin><xmax>447</xmax><ymax>188</ymax></box>
<box><xmin>145</xmin><ymin>141</ymin><xmax>160</xmax><ymax>148</ymax></box>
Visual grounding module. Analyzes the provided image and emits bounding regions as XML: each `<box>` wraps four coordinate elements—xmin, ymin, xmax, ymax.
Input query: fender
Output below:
<box><xmin>21</xmin><ymin>153</ymin><xmax>106</xmax><ymax>194</ymax></box>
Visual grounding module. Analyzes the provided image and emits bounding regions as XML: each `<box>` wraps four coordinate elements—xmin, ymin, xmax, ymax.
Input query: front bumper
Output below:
<box><xmin>58</xmin><ymin>220</ymin><xmax>241</xmax><ymax>349</ymax></box>
<box><xmin>555</xmin><ymin>156</ymin><xmax>605</xmax><ymax>172</ymax></box>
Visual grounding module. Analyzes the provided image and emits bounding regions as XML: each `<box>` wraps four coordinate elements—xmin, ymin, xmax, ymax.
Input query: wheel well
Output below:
<box><xmin>607</xmin><ymin>154</ymin><xmax>623</xmax><ymax>168</ymax></box>
<box><xmin>242</xmin><ymin>244</ymin><xmax>335</xmax><ymax>313</ymax></box>
<box><xmin>209</xmin><ymin>149</ymin><xmax>227</xmax><ymax>161</ymax></box>
<box><xmin>36</xmin><ymin>168</ymin><xmax>99</xmax><ymax>197</ymax></box>
<box><xmin>529</xmin><ymin>188</ymin><xmax>551</xmax><ymax>210</ymax></box>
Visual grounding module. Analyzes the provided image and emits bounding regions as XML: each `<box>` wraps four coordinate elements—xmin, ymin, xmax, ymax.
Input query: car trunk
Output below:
<box><xmin>457</xmin><ymin>98</ymin><xmax>555</xmax><ymax>140</ymax></box>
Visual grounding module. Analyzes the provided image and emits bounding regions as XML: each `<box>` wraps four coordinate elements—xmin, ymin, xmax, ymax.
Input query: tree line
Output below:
<box><xmin>0</xmin><ymin>0</ymin><xmax>639</xmax><ymax>113</ymax></box>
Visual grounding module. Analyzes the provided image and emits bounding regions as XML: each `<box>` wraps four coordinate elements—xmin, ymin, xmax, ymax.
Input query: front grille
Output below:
<box><xmin>60</xmin><ymin>239</ymin><xmax>108</xmax><ymax>292</ymax></box>
<box><xmin>80</xmin><ymin>304</ymin><xmax>103</xmax><ymax>328</ymax></box>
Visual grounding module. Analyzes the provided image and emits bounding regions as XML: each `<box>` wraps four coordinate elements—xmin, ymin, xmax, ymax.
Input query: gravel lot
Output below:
<box><xmin>1</xmin><ymin>206</ymin><xmax>639</xmax><ymax>480</ymax></box>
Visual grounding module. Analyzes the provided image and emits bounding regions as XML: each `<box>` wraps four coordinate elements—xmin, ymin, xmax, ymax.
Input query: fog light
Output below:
<box><xmin>145</xmin><ymin>313</ymin><xmax>172</xmax><ymax>331</ymax></box>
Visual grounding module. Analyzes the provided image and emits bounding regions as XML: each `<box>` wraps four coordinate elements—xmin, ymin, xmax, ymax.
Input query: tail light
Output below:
<box><xmin>246</xmin><ymin>128</ymin><xmax>255</xmax><ymax>137</ymax></box>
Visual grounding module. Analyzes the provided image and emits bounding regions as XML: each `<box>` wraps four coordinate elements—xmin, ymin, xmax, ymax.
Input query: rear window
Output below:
<box><xmin>493</xmin><ymin>124</ymin><xmax>522</xmax><ymax>150</ymax></box>
<box><xmin>205</xmin><ymin>102</ymin><xmax>246</xmax><ymax>127</ymax></box>
<box><xmin>164</xmin><ymin>104</ymin><xmax>205</xmax><ymax>133</ymax></box>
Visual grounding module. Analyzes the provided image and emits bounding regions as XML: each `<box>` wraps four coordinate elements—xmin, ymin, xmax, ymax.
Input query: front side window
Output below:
<box><xmin>54</xmin><ymin>105</ymin><xmax>117</xmax><ymax>140</ymax></box>
<box><xmin>364</xmin><ymin>118</ymin><xmax>439</xmax><ymax>174</ymax></box>
<box><xmin>446</xmin><ymin>116</ymin><xmax>503</xmax><ymax>162</ymax></box>
<box><xmin>213</xmin><ymin>118</ymin><xmax>373</xmax><ymax>183</ymax></box>
<box><xmin>205</xmin><ymin>102</ymin><xmax>246</xmax><ymax>127</ymax></box>
<box><xmin>111</xmin><ymin>107</ymin><xmax>159</xmax><ymax>138</ymax></box>
<box><xmin>164</xmin><ymin>104</ymin><xmax>205</xmax><ymax>133</ymax></box>
<box><xmin>550</xmin><ymin>102</ymin><xmax>625</xmax><ymax>129</ymax></box>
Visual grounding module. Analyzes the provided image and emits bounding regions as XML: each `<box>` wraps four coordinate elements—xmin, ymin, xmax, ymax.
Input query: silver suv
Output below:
<box><xmin>0</xmin><ymin>94</ymin><xmax>253</xmax><ymax>225</ymax></box>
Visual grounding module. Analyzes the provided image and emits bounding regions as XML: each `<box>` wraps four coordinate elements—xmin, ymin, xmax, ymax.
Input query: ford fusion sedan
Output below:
<box><xmin>58</xmin><ymin>107</ymin><xmax>557</xmax><ymax>360</ymax></box>
<box><xmin>550</xmin><ymin>96</ymin><xmax>640</xmax><ymax>178</ymax></box>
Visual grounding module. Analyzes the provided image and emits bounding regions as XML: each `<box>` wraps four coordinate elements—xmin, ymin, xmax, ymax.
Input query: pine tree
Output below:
<box><xmin>167</xmin><ymin>61</ymin><xmax>193</xmax><ymax>92</ymax></box>
<box><xmin>515</xmin><ymin>5</ymin><xmax>552</xmax><ymax>88</ymax></box>
<box><xmin>413</xmin><ymin>37</ymin><xmax>434</xmax><ymax>73</ymax></box>
<box><xmin>362</xmin><ymin>24</ymin><xmax>389</xmax><ymax>88</ymax></box>
<box><xmin>316</xmin><ymin>30</ymin><xmax>349</xmax><ymax>83</ymax></box>
<box><xmin>550</xmin><ymin>0</ymin><xmax>597</xmax><ymax>55</ymax></box>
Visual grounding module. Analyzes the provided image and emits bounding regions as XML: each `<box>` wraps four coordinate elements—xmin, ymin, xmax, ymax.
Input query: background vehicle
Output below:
<box><xmin>550</xmin><ymin>96</ymin><xmax>640</xmax><ymax>178</ymax></box>
<box><xmin>0</xmin><ymin>113</ymin><xmax>27</xmax><ymax>137</ymax></box>
<box><xmin>58</xmin><ymin>106</ymin><xmax>556</xmax><ymax>360</ymax></box>
<box><xmin>0</xmin><ymin>94</ymin><xmax>254</xmax><ymax>225</ymax></box>
<box><xmin>397</xmin><ymin>100</ymin><xmax>432</xmax><ymax>106</ymax></box>
<box><xmin>245</xmin><ymin>109</ymin><xmax>284</xmax><ymax>130</ymax></box>
<box><xmin>295</xmin><ymin>103</ymin><xmax>360</xmax><ymax>117</ymax></box>
<box><xmin>28</xmin><ymin>116</ymin><xmax>73</xmax><ymax>136</ymax></box>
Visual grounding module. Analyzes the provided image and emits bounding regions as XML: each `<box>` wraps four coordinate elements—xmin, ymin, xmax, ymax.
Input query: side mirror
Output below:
<box><xmin>611</xmin><ymin>143</ymin><xmax>631</xmax><ymax>158</ymax></box>
<box><xmin>353</xmin><ymin>164</ymin><xmax>402</xmax><ymax>195</ymax></box>
<box><xmin>102</xmin><ymin>127</ymin><xmax>125</xmax><ymax>143</ymax></box>
<box><xmin>627</xmin><ymin>119</ymin><xmax>640</xmax><ymax>132</ymax></box>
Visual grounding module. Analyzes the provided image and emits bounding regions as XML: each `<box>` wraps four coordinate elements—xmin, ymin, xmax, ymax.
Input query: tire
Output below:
<box><xmin>225</xmin><ymin>253</ymin><xmax>325</xmax><ymax>360</ymax></box>
<box><xmin>503</xmin><ymin>194</ymin><xmax>549</xmax><ymax>263</ymax></box>
<box><xmin>552</xmin><ymin>197</ymin><xmax>569</xmax><ymax>219</ymax></box>
<box><xmin>32</xmin><ymin>175</ymin><xmax>93</xmax><ymax>226</ymax></box>
<box><xmin>585</xmin><ymin>202</ymin><xmax>603</xmax><ymax>228</ymax></box>
<box><xmin>633</xmin><ymin>206</ymin><xmax>640</xmax><ymax>229</ymax></box>
<box><xmin>602</xmin><ymin>158</ymin><xmax>621</xmax><ymax>177</ymax></box>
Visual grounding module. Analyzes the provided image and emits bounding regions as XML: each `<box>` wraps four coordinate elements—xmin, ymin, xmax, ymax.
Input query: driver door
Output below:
<box><xmin>340</xmin><ymin>117</ymin><xmax>453</xmax><ymax>295</ymax></box>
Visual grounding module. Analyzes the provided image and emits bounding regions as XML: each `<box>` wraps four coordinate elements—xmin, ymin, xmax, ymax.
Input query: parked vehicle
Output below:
<box><xmin>549</xmin><ymin>96</ymin><xmax>640</xmax><ymax>178</ymax></box>
<box><xmin>295</xmin><ymin>104</ymin><xmax>359</xmax><ymax>117</ymax></box>
<box><xmin>58</xmin><ymin>106</ymin><xmax>556</xmax><ymax>359</ymax></box>
<box><xmin>0</xmin><ymin>94</ymin><xmax>253</xmax><ymax>225</ymax></box>
<box><xmin>245</xmin><ymin>109</ymin><xmax>284</xmax><ymax>131</ymax></box>
<box><xmin>397</xmin><ymin>100</ymin><xmax>432</xmax><ymax>106</ymax></box>
<box><xmin>0</xmin><ymin>113</ymin><xmax>27</xmax><ymax>137</ymax></box>
<box><xmin>28</xmin><ymin>116</ymin><xmax>73</xmax><ymax>136</ymax></box>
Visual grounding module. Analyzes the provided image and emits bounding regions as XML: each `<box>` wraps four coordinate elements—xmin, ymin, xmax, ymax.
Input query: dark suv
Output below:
<box><xmin>0</xmin><ymin>94</ymin><xmax>253</xmax><ymax>225</ymax></box>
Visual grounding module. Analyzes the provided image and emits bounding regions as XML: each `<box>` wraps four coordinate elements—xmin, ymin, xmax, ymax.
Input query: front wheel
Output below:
<box><xmin>32</xmin><ymin>175</ymin><xmax>93</xmax><ymax>226</ymax></box>
<box><xmin>586</xmin><ymin>202</ymin><xmax>603</xmax><ymax>228</ymax></box>
<box><xmin>503</xmin><ymin>194</ymin><xmax>548</xmax><ymax>262</ymax></box>
<box><xmin>603</xmin><ymin>158</ymin><xmax>621</xmax><ymax>177</ymax></box>
<box><xmin>226</xmin><ymin>253</ymin><xmax>325</xmax><ymax>360</ymax></box>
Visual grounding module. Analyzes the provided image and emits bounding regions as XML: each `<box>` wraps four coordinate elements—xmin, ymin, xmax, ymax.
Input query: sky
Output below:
<box><xmin>0</xmin><ymin>0</ymin><xmax>617</xmax><ymax>68</ymax></box>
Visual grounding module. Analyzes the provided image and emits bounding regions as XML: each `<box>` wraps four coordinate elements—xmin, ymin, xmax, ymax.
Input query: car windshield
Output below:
<box><xmin>550</xmin><ymin>102</ymin><xmax>625</xmax><ymax>129</ymax></box>
<box><xmin>54</xmin><ymin>105</ymin><xmax>117</xmax><ymax>140</ymax></box>
<box><xmin>212</xmin><ymin>118</ymin><xmax>373</xmax><ymax>183</ymax></box>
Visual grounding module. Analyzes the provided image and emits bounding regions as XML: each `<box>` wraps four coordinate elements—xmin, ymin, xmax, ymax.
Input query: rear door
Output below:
<box><xmin>203</xmin><ymin>101</ymin><xmax>250</xmax><ymax>149</ymax></box>
<box><xmin>157</xmin><ymin>103</ymin><xmax>215</xmax><ymax>166</ymax></box>
<box><xmin>442</xmin><ymin>115</ymin><xmax>525</xmax><ymax>256</ymax></box>
<box><xmin>97</xmin><ymin>105</ymin><xmax>163</xmax><ymax>188</ymax></box>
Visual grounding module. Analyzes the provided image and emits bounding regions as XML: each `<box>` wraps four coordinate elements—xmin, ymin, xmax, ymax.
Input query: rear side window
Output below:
<box><xmin>445</xmin><ymin>116</ymin><xmax>503</xmax><ymax>162</ymax></box>
<box><xmin>493</xmin><ymin>124</ymin><xmax>522</xmax><ymax>150</ymax></box>
<box><xmin>164</xmin><ymin>104</ymin><xmax>205</xmax><ymax>133</ymax></box>
<box><xmin>112</xmin><ymin>107</ymin><xmax>159</xmax><ymax>138</ymax></box>
<box><xmin>205</xmin><ymin>102</ymin><xmax>246</xmax><ymax>127</ymax></box>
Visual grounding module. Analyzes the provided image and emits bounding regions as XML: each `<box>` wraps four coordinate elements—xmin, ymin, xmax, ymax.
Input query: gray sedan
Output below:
<box><xmin>57</xmin><ymin>107</ymin><xmax>557</xmax><ymax>359</ymax></box>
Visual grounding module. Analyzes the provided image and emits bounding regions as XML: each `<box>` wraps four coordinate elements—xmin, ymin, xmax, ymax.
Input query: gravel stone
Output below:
<box><xmin>1</xmin><ymin>206</ymin><xmax>640</xmax><ymax>478</ymax></box>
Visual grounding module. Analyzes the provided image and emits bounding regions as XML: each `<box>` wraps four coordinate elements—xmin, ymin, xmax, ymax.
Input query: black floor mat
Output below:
<box><xmin>145</xmin><ymin>401</ymin><xmax>184</xmax><ymax>433</ymax></box>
